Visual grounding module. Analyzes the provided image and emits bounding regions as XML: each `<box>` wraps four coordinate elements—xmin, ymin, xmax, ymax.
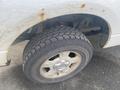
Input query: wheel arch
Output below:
<box><xmin>11</xmin><ymin>14</ymin><xmax>110</xmax><ymax>48</ymax></box>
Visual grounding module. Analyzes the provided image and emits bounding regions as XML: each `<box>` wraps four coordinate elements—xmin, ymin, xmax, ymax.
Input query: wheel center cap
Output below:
<box><xmin>53</xmin><ymin>60</ymin><xmax>70</xmax><ymax>72</ymax></box>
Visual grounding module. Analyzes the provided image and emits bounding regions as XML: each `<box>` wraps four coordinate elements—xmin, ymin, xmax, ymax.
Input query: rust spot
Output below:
<box><xmin>40</xmin><ymin>13</ymin><xmax>45</xmax><ymax>20</ymax></box>
<box><xmin>38</xmin><ymin>8</ymin><xmax>46</xmax><ymax>21</ymax></box>
<box><xmin>80</xmin><ymin>4</ymin><xmax>86</xmax><ymax>8</ymax></box>
<box><xmin>38</xmin><ymin>8</ymin><xmax>47</xmax><ymax>31</ymax></box>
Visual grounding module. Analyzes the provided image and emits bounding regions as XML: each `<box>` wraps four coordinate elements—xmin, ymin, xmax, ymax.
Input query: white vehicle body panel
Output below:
<box><xmin>0</xmin><ymin>0</ymin><xmax>120</xmax><ymax>65</ymax></box>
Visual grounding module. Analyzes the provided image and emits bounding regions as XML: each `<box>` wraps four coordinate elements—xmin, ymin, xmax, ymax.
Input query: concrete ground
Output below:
<box><xmin>1</xmin><ymin>42</ymin><xmax>120</xmax><ymax>90</ymax></box>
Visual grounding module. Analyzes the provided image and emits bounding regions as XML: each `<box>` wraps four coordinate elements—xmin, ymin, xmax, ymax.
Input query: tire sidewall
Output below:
<box><xmin>24</xmin><ymin>39</ymin><xmax>92</xmax><ymax>83</ymax></box>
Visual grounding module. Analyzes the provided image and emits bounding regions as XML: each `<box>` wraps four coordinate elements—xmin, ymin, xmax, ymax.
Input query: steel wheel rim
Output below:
<box><xmin>40</xmin><ymin>51</ymin><xmax>82</xmax><ymax>79</ymax></box>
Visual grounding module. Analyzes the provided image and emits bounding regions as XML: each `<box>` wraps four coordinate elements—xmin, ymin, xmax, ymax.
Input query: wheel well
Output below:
<box><xmin>12</xmin><ymin>14</ymin><xmax>110</xmax><ymax>48</ymax></box>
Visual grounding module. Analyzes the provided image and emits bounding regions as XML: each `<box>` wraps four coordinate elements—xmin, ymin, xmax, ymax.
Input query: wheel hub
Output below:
<box><xmin>40</xmin><ymin>51</ymin><xmax>81</xmax><ymax>79</ymax></box>
<box><xmin>53</xmin><ymin>60</ymin><xmax>70</xmax><ymax>72</ymax></box>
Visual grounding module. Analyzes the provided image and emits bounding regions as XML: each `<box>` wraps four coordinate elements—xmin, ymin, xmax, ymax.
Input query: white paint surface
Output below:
<box><xmin>1</xmin><ymin>0</ymin><xmax>120</xmax><ymax>65</ymax></box>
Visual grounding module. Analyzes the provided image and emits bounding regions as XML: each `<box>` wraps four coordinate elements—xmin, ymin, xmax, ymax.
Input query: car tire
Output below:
<box><xmin>23</xmin><ymin>26</ymin><xmax>93</xmax><ymax>83</ymax></box>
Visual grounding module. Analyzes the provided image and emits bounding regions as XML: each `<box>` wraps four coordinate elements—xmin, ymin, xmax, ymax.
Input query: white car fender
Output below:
<box><xmin>0</xmin><ymin>0</ymin><xmax>120</xmax><ymax>65</ymax></box>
